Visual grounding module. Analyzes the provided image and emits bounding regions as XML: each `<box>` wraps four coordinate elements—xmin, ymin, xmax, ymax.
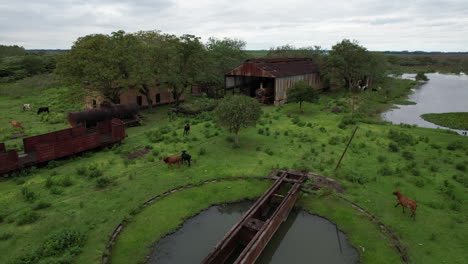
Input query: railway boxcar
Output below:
<box><xmin>0</xmin><ymin>119</ymin><xmax>126</xmax><ymax>175</ymax></box>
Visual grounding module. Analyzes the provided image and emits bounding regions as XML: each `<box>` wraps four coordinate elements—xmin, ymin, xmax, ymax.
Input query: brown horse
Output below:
<box><xmin>393</xmin><ymin>190</ymin><xmax>418</xmax><ymax>220</ymax></box>
<box><xmin>11</xmin><ymin>121</ymin><xmax>24</xmax><ymax>129</ymax></box>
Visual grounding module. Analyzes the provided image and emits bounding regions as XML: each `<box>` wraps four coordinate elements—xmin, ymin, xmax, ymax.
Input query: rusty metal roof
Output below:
<box><xmin>225</xmin><ymin>58</ymin><xmax>320</xmax><ymax>78</ymax></box>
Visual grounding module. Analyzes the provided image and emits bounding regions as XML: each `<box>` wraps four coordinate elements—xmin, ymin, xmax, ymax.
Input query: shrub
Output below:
<box><xmin>319</xmin><ymin>127</ymin><xmax>327</xmax><ymax>133</ymax></box>
<box><xmin>21</xmin><ymin>187</ymin><xmax>37</xmax><ymax>203</ymax></box>
<box><xmin>455</xmin><ymin>163</ymin><xmax>466</xmax><ymax>171</ymax></box>
<box><xmin>59</xmin><ymin>176</ymin><xmax>73</xmax><ymax>187</ymax></box>
<box><xmin>17</xmin><ymin>210</ymin><xmax>39</xmax><ymax>225</ymax></box>
<box><xmin>199</xmin><ymin>147</ymin><xmax>206</xmax><ymax>156</ymax></box>
<box><xmin>452</xmin><ymin>174</ymin><xmax>468</xmax><ymax>187</ymax></box>
<box><xmin>387</xmin><ymin>129</ymin><xmax>415</xmax><ymax>146</ymax></box>
<box><xmin>257</xmin><ymin>128</ymin><xmax>264</xmax><ymax>135</ymax></box>
<box><xmin>447</xmin><ymin>141</ymin><xmax>463</xmax><ymax>151</ymax></box>
<box><xmin>402</xmin><ymin>151</ymin><xmax>415</xmax><ymax>161</ymax></box>
<box><xmin>328</xmin><ymin>136</ymin><xmax>340</xmax><ymax>145</ymax></box>
<box><xmin>388</xmin><ymin>142</ymin><xmax>399</xmax><ymax>152</ymax></box>
<box><xmin>264</xmin><ymin>148</ymin><xmax>274</xmax><ymax>156</ymax></box>
<box><xmin>413</xmin><ymin>179</ymin><xmax>425</xmax><ymax>187</ymax></box>
<box><xmin>49</xmin><ymin>187</ymin><xmax>63</xmax><ymax>195</ymax></box>
<box><xmin>377</xmin><ymin>155</ymin><xmax>387</xmax><ymax>163</ymax></box>
<box><xmin>429</xmin><ymin>165</ymin><xmax>439</xmax><ymax>172</ymax></box>
<box><xmin>96</xmin><ymin>177</ymin><xmax>111</xmax><ymax>188</ymax></box>
<box><xmin>0</xmin><ymin>232</ymin><xmax>12</xmax><ymax>241</ymax></box>
<box><xmin>379</xmin><ymin>166</ymin><xmax>393</xmax><ymax>176</ymax></box>
<box><xmin>33</xmin><ymin>201</ymin><xmax>52</xmax><ymax>210</ymax></box>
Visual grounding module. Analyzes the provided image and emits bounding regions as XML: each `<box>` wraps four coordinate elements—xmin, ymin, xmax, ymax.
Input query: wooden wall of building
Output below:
<box><xmin>84</xmin><ymin>87</ymin><xmax>182</xmax><ymax>109</ymax></box>
<box><xmin>274</xmin><ymin>73</ymin><xmax>324</xmax><ymax>105</ymax></box>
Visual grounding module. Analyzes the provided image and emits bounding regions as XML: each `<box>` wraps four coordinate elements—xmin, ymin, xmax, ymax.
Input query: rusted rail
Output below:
<box><xmin>201</xmin><ymin>170</ymin><xmax>306</xmax><ymax>264</ymax></box>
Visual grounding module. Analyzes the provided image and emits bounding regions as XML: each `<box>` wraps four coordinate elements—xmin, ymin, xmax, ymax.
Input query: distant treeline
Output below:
<box><xmin>0</xmin><ymin>45</ymin><xmax>59</xmax><ymax>82</ymax></box>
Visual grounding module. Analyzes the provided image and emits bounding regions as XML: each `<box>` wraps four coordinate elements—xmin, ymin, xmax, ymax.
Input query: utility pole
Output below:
<box><xmin>335</xmin><ymin>126</ymin><xmax>359</xmax><ymax>171</ymax></box>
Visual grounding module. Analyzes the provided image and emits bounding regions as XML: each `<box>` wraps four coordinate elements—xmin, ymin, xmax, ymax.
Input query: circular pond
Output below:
<box><xmin>147</xmin><ymin>201</ymin><xmax>359</xmax><ymax>264</ymax></box>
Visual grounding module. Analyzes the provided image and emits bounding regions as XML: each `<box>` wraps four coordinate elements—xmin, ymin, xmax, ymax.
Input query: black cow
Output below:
<box><xmin>183</xmin><ymin>123</ymin><xmax>190</xmax><ymax>136</ymax></box>
<box><xmin>37</xmin><ymin>107</ymin><xmax>49</xmax><ymax>115</ymax></box>
<box><xmin>181</xmin><ymin>150</ymin><xmax>191</xmax><ymax>167</ymax></box>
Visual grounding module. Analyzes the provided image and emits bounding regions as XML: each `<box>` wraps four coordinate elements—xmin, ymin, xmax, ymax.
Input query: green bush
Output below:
<box><xmin>377</xmin><ymin>155</ymin><xmax>387</xmax><ymax>163</ymax></box>
<box><xmin>33</xmin><ymin>201</ymin><xmax>52</xmax><ymax>211</ymax></box>
<box><xmin>402</xmin><ymin>151</ymin><xmax>415</xmax><ymax>161</ymax></box>
<box><xmin>328</xmin><ymin>136</ymin><xmax>340</xmax><ymax>145</ymax></box>
<box><xmin>96</xmin><ymin>177</ymin><xmax>111</xmax><ymax>189</ymax></box>
<box><xmin>388</xmin><ymin>142</ymin><xmax>399</xmax><ymax>152</ymax></box>
<box><xmin>0</xmin><ymin>232</ymin><xmax>13</xmax><ymax>241</ymax></box>
<box><xmin>17</xmin><ymin>210</ymin><xmax>39</xmax><ymax>225</ymax></box>
<box><xmin>447</xmin><ymin>141</ymin><xmax>463</xmax><ymax>151</ymax></box>
<box><xmin>455</xmin><ymin>163</ymin><xmax>466</xmax><ymax>171</ymax></box>
<box><xmin>388</xmin><ymin>129</ymin><xmax>415</xmax><ymax>146</ymax></box>
<box><xmin>21</xmin><ymin>187</ymin><xmax>37</xmax><ymax>203</ymax></box>
<box><xmin>199</xmin><ymin>147</ymin><xmax>206</xmax><ymax>156</ymax></box>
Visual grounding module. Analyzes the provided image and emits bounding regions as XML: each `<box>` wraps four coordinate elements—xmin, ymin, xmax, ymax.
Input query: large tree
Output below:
<box><xmin>57</xmin><ymin>31</ymin><xmax>138</xmax><ymax>104</ymax></box>
<box><xmin>197</xmin><ymin>38</ymin><xmax>247</xmax><ymax>97</ymax></box>
<box><xmin>324</xmin><ymin>39</ymin><xmax>373</xmax><ymax>92</ymax></box>
<box><xmin>287</xmin><ymin>80</ymin><xmax>319</xmax><ymax>112</ymax></box>
<box><xmin>158</xmin><ymin>34</ymin><xmax>205</xmax><ymax>106</ymax></box>
<box><xmin>131</xmin><ymin>30</ymin><xmax>167</xmax><ymax>110</ymax></box>
<box><xmin>214</xmin><ymin>95</ymin><xmax>262</xmax><ymax>145</ymax></box>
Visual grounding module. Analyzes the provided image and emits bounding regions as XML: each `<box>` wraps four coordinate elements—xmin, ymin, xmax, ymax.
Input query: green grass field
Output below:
<box><xmin>421</xmin><ymin>112</ymin><xmax>468</xmax><ymax>130</ymax></box>
<box><xmin>0</xmin><ymin>77</ymin><xmax>467</xmax><ymax>264</ymax></box>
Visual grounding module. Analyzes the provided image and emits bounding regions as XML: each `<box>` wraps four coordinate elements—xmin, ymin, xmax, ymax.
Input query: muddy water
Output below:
<box><xmin>147</xmin><ymin>202</ymin><xmax>359</xmax><ymax>264</ymax></box>
<box><xmin>381</xmin><ymin>73</ymin><xmax>468</xmax><ymax>134</ymax></box>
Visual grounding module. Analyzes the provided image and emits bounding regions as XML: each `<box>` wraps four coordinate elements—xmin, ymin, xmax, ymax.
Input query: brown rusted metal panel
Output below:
<box><xmin>226</xmin><ymin>58</ymin><xmax>320</xmax><ymax>78</ymax></box>
<box><xmin>202</xmin><ymin>170</ymin><xmax>306</xmax><ymax>264</ymax></box>
<box><xmin>0</xmin><ymin>150</ymin><xmax>19</xmax><ymax>174</ymax></box>
<box><xmin>23</xmin><ymin>132</ymin><xmax>56</xmax><ymax>153</ymax></box>
<box><xmin>55</xmin><ymin>139</ymin><xmax>74</xmax><ymax>158</ymax></box>
<box><xmin>35</xmin><ymin>142</ymin><xmax>55</xmax><ymax>163</ymax></box>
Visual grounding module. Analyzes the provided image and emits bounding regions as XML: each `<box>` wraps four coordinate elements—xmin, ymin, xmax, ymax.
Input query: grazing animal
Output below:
<box><xmin>11</xmin><ymin>121</ymin><xmax>24</xmax><ymax>129</ymax></box>
<box><xmin>37</xmin><ymin>107</ymin><xmax>49</xmax><ymax>115</ymax></box>
<box><xmin>393</xmin><ymin>190</ymin><xmax>418</xmax><ymax>220</ymax></box>
<box><xmin>183</xmin><ymin>123</ymin><xmax>190</xmax><ymax>136</ymax></box>
<box><xmin>23</xmin><ymin>104</ymin><xmax>31</xmax><ymax>111</ymax></box>
<box><xmin>181</xmin><ymin>150</ymin><xmax>191</xmax><ymax>167</ymax></box>
<box><xmin>163</xmin><ymin>156</ymin><xmax>181</xmax><ymax>168</ymax></box>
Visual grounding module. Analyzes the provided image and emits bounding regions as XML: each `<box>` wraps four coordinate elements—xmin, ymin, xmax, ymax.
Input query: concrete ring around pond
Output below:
<box><xmin>102</xmin><ymin>178</ymin><xmax>408</xmax><ymax>264</ymax></box>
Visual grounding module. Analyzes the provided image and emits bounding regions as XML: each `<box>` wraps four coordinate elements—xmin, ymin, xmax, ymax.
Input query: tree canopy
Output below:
<box><xmin>324</xmin><ymin>39</ymin><xmax>387</xmax><ymax>92</ymax></box>
<box><xmin>265</xmin><ymin>44</ymin><xmax>325</xmax><ymax>59</ymax></box>
<box><xmin>214</xmin><ymin>95</ymin><xmax>262</xmax><ymax>144</ymax></box>
<box><xmin>287</xmin><ymin>80</ymin><xmax>319</xmax><ymax>112</ymax></box>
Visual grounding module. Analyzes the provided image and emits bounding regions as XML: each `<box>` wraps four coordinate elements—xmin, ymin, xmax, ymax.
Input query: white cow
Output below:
<box><xmin>23</xmin><ymin>104</ymin><xmax>31</xmax><ymax>111</ymax></box>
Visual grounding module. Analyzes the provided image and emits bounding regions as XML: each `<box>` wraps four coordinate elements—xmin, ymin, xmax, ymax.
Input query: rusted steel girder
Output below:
<box><xmin>201</xmin><ymin>170</ymin><xmax>306</xmax><ymax>264</ymax></box>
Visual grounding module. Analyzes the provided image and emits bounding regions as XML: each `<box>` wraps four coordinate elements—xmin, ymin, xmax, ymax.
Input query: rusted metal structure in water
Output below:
<box><xmin>202</xmin><ymin>170</ymin><xmax>306</xmax><ymax>264</ymax></box>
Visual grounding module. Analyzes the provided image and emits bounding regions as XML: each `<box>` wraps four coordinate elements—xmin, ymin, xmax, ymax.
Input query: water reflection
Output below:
<box><xmin>382</xmin><ymin>73</ymin><xmax>468</xmax><ymax>135</ymax></box>
<box><xmin>147</xmin><ymin>202</ymin><xmax>359</xmax><ymax>264</ymax></box>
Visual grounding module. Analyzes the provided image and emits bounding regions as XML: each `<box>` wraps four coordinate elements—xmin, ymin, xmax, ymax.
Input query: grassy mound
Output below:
<box><xmin>421</xmin><ymin>112</ymin><xmax>468</xmax><ymax>130</ymax></box>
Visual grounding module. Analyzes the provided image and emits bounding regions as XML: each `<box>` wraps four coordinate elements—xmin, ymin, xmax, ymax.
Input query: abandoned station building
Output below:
<box><xmin>85</xmin><ymin>86</ymin><xmax>181</xmax><ymax>109</ymax></box>
<box><xmin>225</xmin><ymin>58</ymin><xmax>327</xmax><ymax>105</ymax></box>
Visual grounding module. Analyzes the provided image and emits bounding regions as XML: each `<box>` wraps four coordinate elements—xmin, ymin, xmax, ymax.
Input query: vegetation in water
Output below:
<box><xmin>421</xmin><ymin>112</ymin><xmax>468</xmax><ymax>130</ymax></box>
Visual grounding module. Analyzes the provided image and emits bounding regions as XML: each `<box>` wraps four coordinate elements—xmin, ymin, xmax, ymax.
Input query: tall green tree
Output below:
<box><xmin>287</xmin><ymin>80</ymin><xmax>319</xmax><ymax>112</ymax></box>
<box><xmin>159</xmin><ymin>34</ymin><xmax>205</xmax><ymax>106</ymax></box>
<box><xmin>132</xmin><ymin>30</ymin><xmax>167</xmax><ymax>110</ymax></box>
<box><xmin>324</xmin><ymin>39</ymin><xmax>373</xmax><ymax>92</ymax></box>
<box><xmin>197</xmin><ymin>38</ymin><xmax>247</xmax><ymax>96</ymax></box>
<box><xmin>57</xmin><ymin>31</ymin><xmax>138</xmax><ymax>104</ymax></box>
<box><xmin>214</xmin><ymin>95</ymin><xmax>262</xmax><ymax>145</ymax></box>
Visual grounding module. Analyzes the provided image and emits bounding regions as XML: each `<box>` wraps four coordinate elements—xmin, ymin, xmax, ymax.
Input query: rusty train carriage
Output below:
<box><xmin>225</xmin><ymin>58</ymin><xmax>327</xmax><ymax>105</ymax></box>
<box><xmin>0</xmin><ymin>119</ymin><xmax>126</xmax><ymax>175</ymax></box>
<box><xmin>202</xmin><ymin>170</ymin><xmax>306</xmax><ymax>264</ymax></box>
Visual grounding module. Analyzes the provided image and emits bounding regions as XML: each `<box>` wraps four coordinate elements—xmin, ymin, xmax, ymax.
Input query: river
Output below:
<box><xmin>381</xmin><ymin>73</ymin><xmax>468</xmax><ymax>134</ymax></box>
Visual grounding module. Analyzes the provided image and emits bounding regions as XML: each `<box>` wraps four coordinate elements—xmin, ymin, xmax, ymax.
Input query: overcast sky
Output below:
<box><xmin>1</xmin><ymin>0</ymin><xmax>467</xmax><ymax>51</ymax></box>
